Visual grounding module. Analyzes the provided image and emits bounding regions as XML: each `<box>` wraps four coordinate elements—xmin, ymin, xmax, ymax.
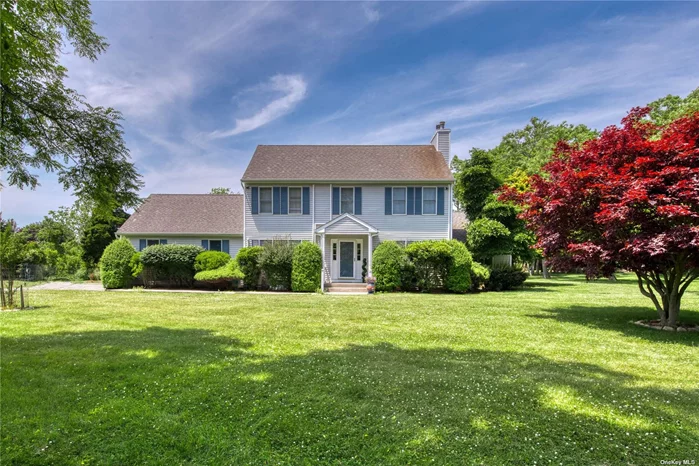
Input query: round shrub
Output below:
<box><xmin>140</xmin><ymin>244</ymin><xmax>203</xmax><ymax>288</ymax></box>
<box><xmin>486</xmin><ymin>266</ymin><xmax>528</xmax><ymax>291</ymax></box>
<box><xmin>405</xmin><ymin>240</ymin><xmax>453</xmax><ymax>292</ymax></box>
<box><xmin>99</xmin><ymin>238</ymin><xmax>136</xmax><ymax>289</ymax></box>
<box><xmin>194</xmin><ymin>250</ymin><xmax>230</xmax><ymax>272</ymax></box>
<box><xmin>470</xmin><ymin>261</ymin><xmax>490</xmax><ymax>291</ymax></box>
<box><xmin>194</xmin><ymin>259</ymin><xmax>244</xmax><ymax>287</ymax></box>
<box><xmin>291</xmin><ymin>242</ymin><xmax>322</xmax><ymax>292</ymax></box>
<box><xmin>372</xmin><ymin>241</ymin><xmax>409</xmax><ymax>292</ymax></box>
<box><xmin>466</xmin><ymin>218</ymin><xmax>512</xmax><ymax>263</ymax></box>
<box><xmin>445</xmin><ymin>239</ymin><xmax>472</xmax><ymax>293</ymax></box>
<box><xmin>236</xmin><ymin>246</ymin><xmax>264</xmax><ymax>290</ymax></box>
<box><xmin>259</xmin><ymin>240</ymin><xmax>295</xmax><ymax>290</ymax></box>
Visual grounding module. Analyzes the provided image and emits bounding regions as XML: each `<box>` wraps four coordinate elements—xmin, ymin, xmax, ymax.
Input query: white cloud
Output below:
<box><xmin>362</xmin><ymin>2</ymin><xmax>380</xmax><ymax>23</ymax></box>
<box><xmin>209</xmin><ymin>74</ymin><xmax>308</xmax><ymax>139</ymax></box>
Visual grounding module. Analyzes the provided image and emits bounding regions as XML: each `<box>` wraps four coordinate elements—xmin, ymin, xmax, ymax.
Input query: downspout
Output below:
<box><xmin>241</xmin><ymin>181</ymin><xmax>246</xmax><ymax>247</ymax></box>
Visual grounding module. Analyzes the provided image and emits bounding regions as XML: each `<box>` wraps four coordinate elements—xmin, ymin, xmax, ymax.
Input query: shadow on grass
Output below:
<box><xmin>2</xmin><ymin>328</ymin><xmax>697</xmax><ymax>464</ymax></box>
<box><xmin>530</xmin><ymin>305</ymin><xmax>699</xmax><ymax>345</ymax></box>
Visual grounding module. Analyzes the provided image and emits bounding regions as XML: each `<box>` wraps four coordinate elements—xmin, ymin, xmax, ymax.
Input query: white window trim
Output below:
<box><xmin>339</xmin><ymin>186</ymin><xmax>355</xmax><ymax>215</ymax></box>
<box><xmin>258</xmin><ymin>187</ymin><xmax>273</xmax><ymax>215</ymax></box>
<box><xmin>288</xmin><ymin>187</ymin><xmax>303</xmax><ymax>215</ymax></box>
<box><xmin>392</xmin><ymin>187</ymin><xmax>408</xmax><ymax>215</ymax></box>
<box><xmin>422</xmin><ymin>186</ymin><xmax>438</xmax><ymax>216</ymax></box>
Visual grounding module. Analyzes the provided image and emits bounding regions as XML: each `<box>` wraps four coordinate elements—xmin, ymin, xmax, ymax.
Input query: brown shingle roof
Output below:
<box><xmin>241</xmin><ymin>145</ymin><xmax>454</xmax><ymax>182</ymax></box>
<box><xmin>117</xmin><ymin>194</ymin><xmax>243</xmax><ymax>235</ymax></box>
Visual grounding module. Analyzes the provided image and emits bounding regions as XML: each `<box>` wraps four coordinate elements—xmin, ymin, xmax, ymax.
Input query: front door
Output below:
<box><xmin>339</xmin><ymin>241</ymin><xmax>355</xmax><ymax>278</ymax></box>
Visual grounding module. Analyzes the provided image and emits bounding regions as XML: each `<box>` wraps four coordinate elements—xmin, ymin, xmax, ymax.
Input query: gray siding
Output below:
<box><xmin>123</xmin><ymin>235</ymin><xmax>243</xmax><ymax>257</ymax></box>
<box><xmin>244</xmin><ymin>184</ymin><xmax>314</xmax><ymax>241</ymax></box>
<box><xmin>325</xmin><ymin>217</ymin><xmax>371</xmax><ymax>234</ymax></box>
<box><xmin>244</xmin><ymin>183</ymin><xmax>451</xmax><ymax>243</ymax></box>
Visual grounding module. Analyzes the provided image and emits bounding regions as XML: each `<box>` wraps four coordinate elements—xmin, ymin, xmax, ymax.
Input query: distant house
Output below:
<box><xmin>118</xmin><ymin>121</ymin><xmax>456</xmax><ymax>290</ymax></box>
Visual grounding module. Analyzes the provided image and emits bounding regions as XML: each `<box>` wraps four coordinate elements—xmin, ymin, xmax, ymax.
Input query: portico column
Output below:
<box><xmin>320</xmin><ymin>233</ymin><xmax>326</xmax><ymax>292</ymax></box>
<box><xmin>368</xmin><ymin>234</ymin><xmax>373</xmax><ymax>277</ymax></box>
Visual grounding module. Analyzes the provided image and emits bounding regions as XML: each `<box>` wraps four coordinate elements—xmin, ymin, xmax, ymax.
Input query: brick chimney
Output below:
<box><xmin>430</xmin><ymin>121</ymin><xmax>451</xmax><ymax>165</ymax></box>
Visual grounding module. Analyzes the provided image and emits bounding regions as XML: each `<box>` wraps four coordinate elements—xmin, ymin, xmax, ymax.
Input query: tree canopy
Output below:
<box><xmin>647</xmin><ymin>87</ymin><xmax>699</xmax><ymax>127</ymax></box>
<box><xmin>0</xmin><ymin>0</ymin><xmax>142</xmax><ymax>210</ymax></box>
<box><xmin>504</xmin><ymin>107</ymin><xmax>699</xmax><ymax>328</ymax></box>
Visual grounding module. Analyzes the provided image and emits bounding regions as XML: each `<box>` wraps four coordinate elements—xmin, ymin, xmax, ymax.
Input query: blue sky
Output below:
<box><xmin>3</xmin><ymin>1</ymin><xmax>699</xmax><ymax>226</ymax></box>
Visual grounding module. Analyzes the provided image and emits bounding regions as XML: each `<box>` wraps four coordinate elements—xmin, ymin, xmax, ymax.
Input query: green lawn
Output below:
<box><xmin>2</xmin><ymin>275</ymin><xmax>698</xmax><ymax>465</ymax></box>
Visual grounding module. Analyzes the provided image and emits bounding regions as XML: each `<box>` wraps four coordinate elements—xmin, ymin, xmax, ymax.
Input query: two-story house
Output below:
<box><xmin>118</xmin><ymin>122</ymin><xmax>454</xmax><ymax>290</ymax></box>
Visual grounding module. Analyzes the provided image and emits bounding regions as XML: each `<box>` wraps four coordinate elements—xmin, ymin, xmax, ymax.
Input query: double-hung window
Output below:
<box><xmin>340</xmin><ymin>187</ymin><xmax>354</xmax><ymax>214</ymax></box>
<box><xmin>422</xmin><ymin>187</ymin><xmax>437</xmax><ymax>215</ymax></box>
<box><xmin>259</xmin><ymin>187</ymin><xmax>273</xmax><ymax>214</ymax></box>
<box><xmin>147</xmin><ymin>239</ymin><xmax>161</xmax><ymax>247</ymax></box>
<box><xmin>288</xmin><ymin>187</ymin><xmax>302</xmax><ymax>214</ymax></box>
<box><xmin>392</xmin><ymin>187</ymin><xmax>407</xmax><ymax>215</ymax></box>
<box><xmin>209</xmin><ymin>240</ymin><xmax>222</xmax><ymax>252</ymax></box>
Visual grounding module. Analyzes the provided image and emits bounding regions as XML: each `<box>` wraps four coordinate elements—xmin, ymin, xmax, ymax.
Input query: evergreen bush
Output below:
<box><xmin>259</xmin><ymin>240</ymin><xmax>294</xmax><ymax>290</ymax></box>
<box><xmin>194</xmin><ymin>250</ymin><xmax>230</xmax><ymax>272</ymax></box>
<box><xmin>99</xmin><ymin>238</ymin><xmax>136</xmax><ymax>289</ymax></box>
<box><xmin>236</xmin><ymin>246</ymin><xmax>264</xmax><ymax>290</ymax></box>
<box><xmin>372</xmin><ymin>241</ymin><xmax>408</xmax><ymax>291</ymax></box>
<box><xmin>291</xmin><ymin>242</ymin><xmax>322</xmax><ymax>292</ymax></box>
<box><xmin>140</xmin><ymin>244</ymin><xmax>203</xmax><ymax>288</ymax></box>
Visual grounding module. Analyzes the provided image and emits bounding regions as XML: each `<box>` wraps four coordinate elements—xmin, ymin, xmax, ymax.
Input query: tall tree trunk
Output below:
<box><xmin>542</xmin><ymin>259</ymin><xmax>550</xmax><ymax>279</ymax></box>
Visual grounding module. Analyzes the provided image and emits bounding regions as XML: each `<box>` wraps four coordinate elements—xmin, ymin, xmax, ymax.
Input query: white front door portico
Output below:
<box><xmin>315</xmin><ymin>213</ymin><xmax>378</xmax><ymax>291</ymax></box>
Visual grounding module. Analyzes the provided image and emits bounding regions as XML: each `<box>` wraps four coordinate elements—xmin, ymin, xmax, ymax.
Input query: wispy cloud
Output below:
<box><xmin>362</xmin><ymin>2</ymin><xmax>380</xmax><ymax>23</ymax></box>
<box><xmin>209</xmin><ymin>74</ymin><xmax>308</xmax><ymax>139</ymax></box>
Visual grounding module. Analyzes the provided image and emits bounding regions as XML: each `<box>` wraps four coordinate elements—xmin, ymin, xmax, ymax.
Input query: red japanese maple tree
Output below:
<box><xmin>503</xmin><ymin>108</ymin><xmax>699</xmax><ymax>328</ymax></box>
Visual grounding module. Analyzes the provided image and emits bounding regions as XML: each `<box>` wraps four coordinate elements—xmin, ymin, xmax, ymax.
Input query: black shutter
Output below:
<box><xmin>332</xmin><ymin>187</ymin><xmax>340</xmax><ymax>215</ymax></box>
<box><xmin>251</xmin><ymin>187</ymin><xmax>258</xmax><ymax>215</ymax></box>
<box><xmin>280</xmin><ymin>187</ymin><xmax>288</xmax><ymax>215</ymax></box>
<box><xmin>414</xmin><ymin>187</ymin><xmax>422</xmax><ymax>215</ymax></box>
<box><xmin>385</xmin><ymin>187</ymin><xmax>392</xmax><ymax>215</ymax></box>
<box><xmin>407</xmin><ymin>187</ymin><xmax>414</xmax><ymax>215</ymax></box>
<box><xmin>437</xmin><ymin>187</ymin><xmax>445</xmax><ymax>215</ymax></box>
<box><xmin>354</xmin><ymin>187</ymin><xmax>362</xmax><ymax>215</ymax></box>
<box><xmin>302</xmin><ymin>187</ymin><xmax>310</xmax><ymax>215</ymax></box>
<box><xmin>273</xmin><ymin>187</ymin><xmax>281</xmax><ymax>215</ymax></box>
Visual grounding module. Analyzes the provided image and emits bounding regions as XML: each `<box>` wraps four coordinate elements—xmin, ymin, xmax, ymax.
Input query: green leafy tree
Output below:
<box><xmin>80</xmin><ymin>209</ymin><xmax>129</xmax><ymax>267</ymax></box>
<box><xmin>647</xmin><ymin>87</ymin><xmax>699</xmax><ymax>127</ymax></box>
<box><xmin>487</xmin><ymin>118</ymin><xmax>597</xmax><ymax>181</ymax></box>
<box><xmin>453</xmin><ymin>149</ymin><xmax>500</xmax><ymax>220</ymax></box>
<box><xmin>1</xmin><ymin>0</ymin><xmax>142</xmax><ymax>210</ymax></box>
<box><xmin>0</xmin><ymin>223</ymin><xmax>27</xmax><ymax>307</ymax></box>
<box><xmin>210</xmin><ymin>187</ymin><xmax>231</xmax><ymax>195</ymax></box>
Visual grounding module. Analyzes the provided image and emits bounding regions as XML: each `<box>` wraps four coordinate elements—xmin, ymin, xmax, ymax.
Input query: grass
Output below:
<box><xmin>1</xmin><ymin>274</ymin><xmax>698</xmax><ymax>465</ymax></box>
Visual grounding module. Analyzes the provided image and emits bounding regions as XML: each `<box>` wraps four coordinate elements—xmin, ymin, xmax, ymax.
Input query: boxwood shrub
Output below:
<box><xmin>236</xmin><ymin>246</ymin><xmax>264</xmax><ymax>290</ymax></box>
<box><xmin>291</xmin><ymin>242</ymin><xmax>322</xmax><ymax>292</ymax></box>
<box><xmin>140</xmin><ymin>244</ymin><xmax>203</xmax><ymax>288</ymax></box>
<box><xmin>405</xmin><ymin>240</ymin><xmax>453</xmax><ymax>292</ymax></box>
<box><xmin>194</xmin><ymin>250</ymin><xmax>230</xmax><ymax>272</ymax></box>
<box><xmin>445</xmin><ymin>239</ymin><xmax>472</xmax><ymax>293</ymax></box>
<box><xmin>259</xmin><ymin>240</ymin><xmax>294</xmax><ymax>290</ymax></box>
<box><xmin>194</xmin><ymin>260</ymin><xmax>244</xmax><ymax>287</ymax></box>
<box><xmin>470</xmin><ymin>261</ymin><xmax>490</xmax><ymax>291</ymax></box>
<box><xmin>372</xmin><ymin>241</ymin><xmax>409</xmax><ymax>292</ymax></box>
<box><xmin>99</xmin><ymin>238</ymin><xmax>136</xmax><ymax>289</ymax></box>
<box><xmin>486</xmin><ymin>266</ymin><xmax>528</xmax><ymax>291</ymax></box>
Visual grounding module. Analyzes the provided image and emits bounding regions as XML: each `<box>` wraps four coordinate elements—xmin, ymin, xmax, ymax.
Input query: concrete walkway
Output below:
<box><xmin>31</xmin><ymin>281</ymin><xmax>104</xmax><ymax>291</ymax></box>
<box><xmin>30</xmin><ymin>281</ymin><xmax>369</xmax><ymax>295</ymax></box>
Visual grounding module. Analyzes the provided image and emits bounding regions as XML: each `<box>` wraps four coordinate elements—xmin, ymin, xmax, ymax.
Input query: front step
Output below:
<box><xmin>325</xmin><ymin>282</ymin><xmax>367</xmax><ymax>294</ymax></box>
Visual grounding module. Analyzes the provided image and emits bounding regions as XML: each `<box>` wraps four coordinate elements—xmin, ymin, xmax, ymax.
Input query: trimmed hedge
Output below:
<box><xmin>100</xmin><ymin>238</ymin><xmax>136</xmax><ymax>289</ymax></box>
<box><xmin>486</xmin><ymin>266</ymin><xmax>528</xmax><ymax>291</ymax></box>
<box><xmin>194</xmin><ymin>259</ymin><xmax>244</xmax><ymax>284</ymax></box>
<box><xmin>260</xmin><ymin>241</ymin><xmax>294</xmax><ymax>290</ymax></box>
<box><xmin>406</xmin><ymin>240</ymin><xmax>453</xmax><ymax>292</ymax></box>
<box><xmin>194</xmin><ymin>250</ymin><xmax>230</xmax><ymax>272</ymax></box>
<box><xmin>372</xmin><ymin>241</ymin><xmax>409</xmax><ymax>292</ymax></box>
<box><xmin>470</xmin><ymin>261</ymin><xmax>490</xmax><ymax>291</ymax></box>
<box><xmin>140</xmin><ymin>244</ymin><xmax>203</xmax><ymax>288</ymax></box>
<box><xmin>445</xmin><ymin>240</ymin><xmax>472</xmax><ymax>293</ymax></box>
<box><xmin>291</xmin><ymin>242</ymin><xmax>322</xmax><ymax>292</ymax></box>
<box><xmin>236</xmin><ymin>246</ymin><xmax>264</xmax><ymax>290</ymax></box>
<box><xmin>466</xmin><ymin>217</ymin><xmax>512</xmax><ymax>263</ymax></box>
